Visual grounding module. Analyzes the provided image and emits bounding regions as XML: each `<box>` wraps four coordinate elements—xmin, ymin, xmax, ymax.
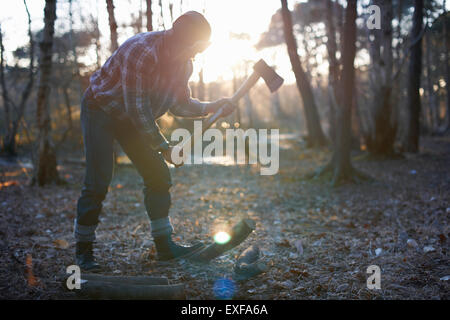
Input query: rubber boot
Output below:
<box><xmin>154</xmin><ymin>235</ymin><xmax>204</xmax><ymax>261</ymax></box>
<box><xmin>76</xmin><ymin>241</ymin><xmax>101</xmax><ymax>272</ymax></box>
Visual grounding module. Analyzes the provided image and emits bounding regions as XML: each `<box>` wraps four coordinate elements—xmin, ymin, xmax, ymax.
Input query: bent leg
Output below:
<box><xmin>114</xmin><ymin>118</ymin><xmax>173</xmax><ymax>238</ymax></box>
<box><xmin>75</xmin><ymin>100</ymin><xmax>114</xmax><ymax>242</ymax></box>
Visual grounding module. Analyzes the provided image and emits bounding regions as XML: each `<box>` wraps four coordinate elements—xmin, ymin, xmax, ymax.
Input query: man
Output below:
<box><xmin>75</xmin><ymin>11</ymin><xmax>234</xmax><ymax>271</ymax></box>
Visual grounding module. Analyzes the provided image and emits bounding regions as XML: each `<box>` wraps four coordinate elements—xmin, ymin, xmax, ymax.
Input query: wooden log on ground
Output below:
<box><xmin>233</xmin><ymin>244</ymin><xmax>268</xmax><ymax>281</ymax></box>
<box><xmin>81</xmin><ymin>274</ymin><xmax>169</xmax><ymax>286</ymax></box>
<box><xmin>189</xmin><ymin>218</ymin><xmax>255</xmax><ymax>263</ymax></box>
<box><xmin>76</xmin><ymin>280</ymin><xmax>185</xmax><ymax>300</ymax></box>
<box><xmin>235</xmin><ymin>244</ymin><xmax>260</xmax><ymax>268</ymax></box>
<box><xmin>233</xmin><ymin>261</ymin><xmax>268</xmax><ymax>281</ymax></box>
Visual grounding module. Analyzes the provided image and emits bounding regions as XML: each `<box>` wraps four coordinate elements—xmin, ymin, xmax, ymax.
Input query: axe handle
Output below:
<box><xmin>175</xmin><ymin>71</ymin><xmax>260</xmax><ymax>152</ymax></box>
<box><xmin>202</xmin><ymin>71</ymin><xmax>260</xmax><ymax>131</ymax></box>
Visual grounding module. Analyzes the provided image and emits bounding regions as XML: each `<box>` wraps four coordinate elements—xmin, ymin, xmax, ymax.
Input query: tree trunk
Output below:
<box><xmin>146</xmin><ymin>0</ymin><xmax>153</xmax><ymax>31</ymax></box>
<box><xmin>33</xmin><ymin>0</ymin><xmax>60</xmax><ymax>186</ymax></box>
<box><xmin>280</xmin><ymin>0</ymin><xmax>327</xmax><ymax>148</ymax></box>
<box><xmin>364</xmin><ymin>0</ymin><xmax>398</xmax><ymax>157</ymax></box>
<box><xmin>332</xmin><ymin>0</ymin><xmax>358</xmax><ymax>182</ymax></box>
<box><xmin>158</xmin><ymin>0</ymin><xmax>165</xmax><ymax>30</ymax></box>
<box><xmin>404</xmin><ymin>0</ymin><xmax>424</xmax><ymax>152</ymax></box>
<box><xmin>106</xmin><ymin>0</ymin><xmax>121</xmax><ymax>164</ymax></box>
<box><xmin>424</xmin><ymin>23</ymin><xmax>438</xmax><ymax>133</ymax></box>
<box><xmin>310</xmin><ymin>0</ymin><xmax>368</xmax><ymax>186</ymax></box>
<box><xmin>443</xmin><ymin>0</ymin><xmax>450</xmax><ymax>131</ymax></box>
<box><xmin>325</xmin><ymin>0</ymin><xmax>339</xmax><ymax>143</ymax></box>
<box><xmin>106</xmin><ymin>0</ymin><xmax>119</xmax><ymax>52</ymax></box>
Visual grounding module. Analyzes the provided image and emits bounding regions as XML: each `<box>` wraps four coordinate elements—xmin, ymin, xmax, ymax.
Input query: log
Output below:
<box><xmin>235</xmin><ymin>245</ymin><xmax>260</xmax><ymax>269</ymax></box>
<box><xmin>233</xmin><ymin>244</ymin><xmax>268</xmax><ymax>281</ymax></box>
<box><xmin>233</xmin><ymin>261</ymin><xmax>268</xmax><ymax>281</ymax></box>
<box><xmin>76</xmin><ymin>280</ymin><xmax>185</xmax><ymax>300</ymax></box>
<box><xmin>81</xmin><ymin>274</ymin><xmax>169</xmax><ymax>286</ymax></box>
<box><xmin>189</xmin><ymin>218</ymin><xmax>255</xmax><ymax>263</ymax></box>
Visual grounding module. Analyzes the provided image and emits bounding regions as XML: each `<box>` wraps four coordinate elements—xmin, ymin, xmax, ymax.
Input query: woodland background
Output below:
<box><xmin>0</xmin><ymin>0</ymin><xmax>449</xmax><ymax>300</ymax></box>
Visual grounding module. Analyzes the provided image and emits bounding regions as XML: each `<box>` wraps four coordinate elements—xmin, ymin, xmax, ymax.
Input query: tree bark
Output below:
<box><xmin>404</xmin><ymin>0</ymin><xmax>424</xmax><ymax>152</ymax></box>
<box><xmin>33</xmin><ymin>0</ymin><xmax>60</xmax><ymax>186</ymax></box>
<box><xmin>106</xmin><ymin>0</ymin><xmax>119</xmax><ymax>52</ymax></box>
<box><xmin>280</xmin><ymin>0</ymin><xmax>327</xmax><ymax>148</ymax></box>
<box><xmin>333</xmin><ymin>0</ymin><xmax>358</xmax><ymax>181</ymax></box>
<box><xmin>443</xmin><ymin>0</ymin><xmax>450</xmax><ymax>131</ymax></box>
<box><xmin>146</xmin><ymin>0</ymin><xmax>153</xmax><ymax>31</ymax></box>
<box><xmin>325</xmin><ymin>0</ymin><xmax>339</xmax><ymax>143</ymax></box>
<box><xmin>364</xmin><ymin>0</ymin><xmax>398</xmax><ymax>157</ymax></box>
<box><xmin>424</xmin><ymin>20</ymin><xmax>438</xmax><ymax>133</ymax></box>
<box><xmin>310</xmin><ymin>0</ymin><xmax>368</xmax><ymax>186</ymax></box>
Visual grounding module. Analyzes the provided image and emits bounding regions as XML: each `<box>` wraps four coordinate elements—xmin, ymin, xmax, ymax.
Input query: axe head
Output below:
<box><xmin>253</xmin><ymin>59</ymin><xmax>284</xmax><ymax>93</ymax></box>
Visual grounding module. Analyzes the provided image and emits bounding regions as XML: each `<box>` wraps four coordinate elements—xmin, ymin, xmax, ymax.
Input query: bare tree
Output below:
<box><xmin>146</xmin><ymin>0</ymin><xmax>153</xmax><ymax>31</ymax></box>
<box><xmin>310</xmin><ymin>0</ymin><xmax>368</xmax><ymax>186</ymax></box>
<box><xmin>404</xmin><ymin>0</ymin><xmax>424</xmax><ymax>152</ymax></box>
<box><xmin>280</xmin><ymin>0</ymin><xmax>327</xmax><ymax>148</ymax></box>
<box><xmin>424</xmin><ymin>17</ymin><xmax>438</xmax><ymax>133</ymax></box>
<box><xmin>0</xmin><ymin>0</ymin><xmax>35</xmax><ymax>156</ymax></box>
<box><xmin>325</xmin><ymin>0</ymin><xmax>340</xmax><ymax>142</ymax></box>
<box><xmin>33</xmin><ymin>0</ymin><xmax>61</xmax><ymax>186</ymax></box>
<box><xmin>90</xmin><ymin>3</ymin><xmax>102</xmax><ymax>69</ymax></box>
<box><xmin>106</xmin><ymin>0</ymin><xmax>119</xmax><ymax>52</ymax></box>
<box><xmin>364</xmin><ymin>0</ymin><xmax>398</xmax><ymax>157</ymax></box>
<box><xmin>443</xmin><ymin>0</ymin><xmax>450</xmax><ymax>131</ymax></box>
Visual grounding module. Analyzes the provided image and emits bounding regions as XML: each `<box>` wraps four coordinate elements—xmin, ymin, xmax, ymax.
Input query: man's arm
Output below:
<box><xmin>122</xmin><ymin>46</ymin><xmax>169</xmax><ymax>152</ymax></box>
<box><xmin>169</xmin><ymin>60</ymin><xmax>230</xmax><ymax>118</ymax></box>
<box><xmin>169</xmin><ymin>81</ymin><xmax>232</xmax><ymax>118</ymax></box>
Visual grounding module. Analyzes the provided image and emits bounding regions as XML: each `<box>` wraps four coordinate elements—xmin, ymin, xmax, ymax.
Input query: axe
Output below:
<box><xmin>175</xmin><ymin>59</ymin><xmax>284</xmax><ymax>154</ymax></box>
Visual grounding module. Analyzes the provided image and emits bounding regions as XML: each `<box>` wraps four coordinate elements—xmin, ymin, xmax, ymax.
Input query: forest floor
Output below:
<box><xmin>0</xmin><ymin>135</ymin><xmax>449</xmax><ymax>300</ymax></box>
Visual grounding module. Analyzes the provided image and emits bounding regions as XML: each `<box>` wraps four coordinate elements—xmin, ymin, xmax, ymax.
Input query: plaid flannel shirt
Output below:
<box><xmin>88</xmin><ymin>31</ymin><xmax>207</xmax><ymax>151</ymax></box>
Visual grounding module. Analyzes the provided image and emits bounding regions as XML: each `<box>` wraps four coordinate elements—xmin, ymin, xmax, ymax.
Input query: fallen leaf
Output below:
<box><xmin>53</xmin><ymin>239</ymin><xmax>69</xmax><ymax>249</ymax></box>
<box><xmin>26</xmin><ymin>254</ymin><xmax>39</xmax><ymax>287</ymax></box>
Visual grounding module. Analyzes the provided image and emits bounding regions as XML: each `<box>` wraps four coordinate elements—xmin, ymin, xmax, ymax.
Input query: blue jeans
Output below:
<box><xmin>75</xmin><ymin>90</ymin><xmax>173</xmax><ymax>242</ymax></box>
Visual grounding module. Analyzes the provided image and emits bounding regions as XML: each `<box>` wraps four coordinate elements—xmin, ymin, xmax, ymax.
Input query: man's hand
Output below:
<box><xmin>162</xmin><ymin>146</ymin><xmax>184</xmax><ymax>168</ymax></box>
<box><xmin>205</xmin><ymin>98</ymin><xmax>236</xmax><ymax>118</ymax></box>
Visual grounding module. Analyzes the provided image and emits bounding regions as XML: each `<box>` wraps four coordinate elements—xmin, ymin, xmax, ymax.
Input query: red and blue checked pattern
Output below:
<box><xmin>88</xmin><ymin>31</ymin><xmax>206</xmax><ymax>150</ymax></box>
